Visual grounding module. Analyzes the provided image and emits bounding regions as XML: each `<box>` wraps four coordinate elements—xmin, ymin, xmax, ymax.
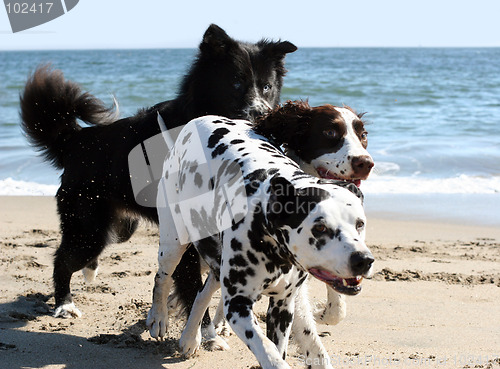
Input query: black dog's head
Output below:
<box><xmin>179</xmin><ymin>24</ymin><xmax>297</xmax><ymax>122</ymax></box>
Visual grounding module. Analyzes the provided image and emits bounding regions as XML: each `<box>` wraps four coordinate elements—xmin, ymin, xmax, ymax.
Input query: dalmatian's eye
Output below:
<box><xmin>356</xmin><ymin>219</ymin><xmax>365</xmax><ymax>232</ymax></box>
<box><xmin>313</xmin><ymin>224</ymin><xmax>327</xmax><ymax>233</ymax></box>
<box><xmin>323</xmin><ymin>129</ymin><xmax>337</xmax><ymax>139</ymax></box>
<box><xmin>361</xmin><ymin>131</ymin><xmax>368</xmax><ymax>140</ymax></box>
<box><xmin>263</xmin><ymin>84</ymin><xmax>272</xmax><ymax>93</ymax></box>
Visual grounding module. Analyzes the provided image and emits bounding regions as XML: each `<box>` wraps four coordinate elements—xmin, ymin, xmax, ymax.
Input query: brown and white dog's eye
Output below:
<box><xmin>323</xmin><ymin>129</ymin><xmax>337</xmax><ymax>139</ymax></box>
<box><xmin>314</xmin><ymin>224</ymin><xmax>327</xmax><ymax>233</ymax></box>
<box><xmin>361</xmin><ymin>131</ymin><xmax>368</xmax><ymax>140</ymax></box>
<box><xmin>355</xmin><ymin>219</ymin><xmax>365</xmax><ymax>232</ymax></box>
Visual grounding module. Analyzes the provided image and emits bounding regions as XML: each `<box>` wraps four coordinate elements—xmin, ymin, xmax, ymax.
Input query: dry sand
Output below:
<box><xmin>1</xmin><ymin>196</ymin><xmax>499</xmax><ymax>369</ymax></box>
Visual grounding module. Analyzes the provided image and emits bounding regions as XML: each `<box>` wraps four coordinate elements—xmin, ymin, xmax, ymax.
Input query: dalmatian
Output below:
<box><xmin>165</xmin><ymin>101</ymin><xmax>374</xmax><ymax>343</ymax></box>
<box><xmin>147</xmin><ymin>108</ymin><xmax>374</xmax><ymax>368</ymax></box>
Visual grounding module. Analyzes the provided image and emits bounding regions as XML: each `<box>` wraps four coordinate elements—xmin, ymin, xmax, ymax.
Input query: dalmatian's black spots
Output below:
<box><xmin>245</xmin><ymin>267</ymin><xmax>255</xmax><ymax>277</ymax></box>
<box><xmin>231</xmin><ymin>238</ymin><xmax>243</xmax><ymax>252</ymax></box>
<box><xmin>245</xmin><ymin>181</ymin><xmax>260</xmax><ymax>197</ymax></box>
<box><xmin>188</xmin><ymin>160</ymin><xmax>198</xmax><ymax>173</ymax></box>
<box><xmin>229</xmin><ymin>254</ymin><xmax>248</xmax><ymax>268</ymax></box>
<box><xmin>231</xmin><ymin>139</ymin><xmax>245</xmax><ymax>145</ymax></box>
<box><xmin>194</xmin><ymin>172</ymin><xmax>203</xmax><ymax>188</ymax></box>
<box><xmin>182</xmin><ymin>131</ymin><xmax>192</xmax><ymax>145</ymax></box>
<box><xmin>246</xmin><ymin>250</ymin><xmax>259</xmax><ymax>265</ymax></box>
<box><xmin>267</xmin><ymin>168</ymin><xmax>279</xmax><ymax>176</ymax></box>
<box><xmin>189</xmin><ymin>208</ymin><xmax>218</xmax><ymax>238</ymax></box>
<box><xmin>245</xmin><ymin>330</ymin><xmax>254</xmax><ymax>339</ymax></box>
<box><xmin>212</xmin><ymin>143</ymin><xmax>229</xmax><ymax>158</ymax></box>
<box><xmin>265</xmin><ymin>262</ymin><xmax>276</xmax><ymax>274</ymax></box>
<box><xmin>179</xmin><ymin>172</ymin><xmax>187</xmax><ymax>191</ymax></box>
<box><xmin>227</xmin><ymin>295</ymin><xmax>253</xmax><ymax>319</ymax></box>
<box><xmin>275</xmin><ymin>229</ymin><xmax>290</xmax><ymax>245</ymax></box>
<box><xmin>295</xmin><ymin>275</ymin><xmax>306</xmax><ymax>288</ymax></box>
<box><xmin>245</xmin><ymin>168</ymin><xmax>268</xmax><ymax>183</ymax></box>
<box><xmin>231</xmin><ymin>218</ymin><xmax>244</xmax><ymax>231</ymax></box>
<box><xmin>229</xmin><ymin>269</ymin><xmax>248</xmax><ymax>286</ymax></box>
<box><xmin>223</xmin><ymin>277</ymin><xmax>238</xmax><ymax>296</ymax></box>
<box><xmin>266</xmin><ymin>298</ymin><xmax>294</xmax><ymax>348</ymax></box>
<box><xmin>208</xmin><ymin>127</ymin><xmax>230</xmax><ymax>148</ymax></box>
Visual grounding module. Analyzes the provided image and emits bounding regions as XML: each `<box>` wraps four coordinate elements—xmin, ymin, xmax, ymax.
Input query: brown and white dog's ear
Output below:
<box><xmin>254</xmin><ymin>100</ymin><xmax>313</xmax><ymax>149</ymax></box>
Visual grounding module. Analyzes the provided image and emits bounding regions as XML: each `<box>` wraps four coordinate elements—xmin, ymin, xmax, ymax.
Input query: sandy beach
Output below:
<box><xmin>1</xmin><ymin>196</ymin><xmax>499</xmax><ymax>369</ymax></box>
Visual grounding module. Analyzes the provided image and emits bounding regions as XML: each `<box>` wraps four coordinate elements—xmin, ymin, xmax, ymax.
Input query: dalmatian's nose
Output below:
<box><xmin>349</xmin><ymin>251</ymin><xmax>374</xmax><ymax>276</ymax></box>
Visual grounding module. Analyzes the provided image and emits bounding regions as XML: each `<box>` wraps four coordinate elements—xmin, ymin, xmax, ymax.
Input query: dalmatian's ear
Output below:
<box><xmin>268</xmin><ymin>176</ymin><xmax>329</xmax><ymax>229</ymax></box>
<box><xmin>267</xmin><ymin>176</ymin><xmax>297</xmax><ymax>228</ymax></box>
<box><xmin>317</xmin><ymin>179</ymin><xmax>364</xmax><ymax>204</ymax></box>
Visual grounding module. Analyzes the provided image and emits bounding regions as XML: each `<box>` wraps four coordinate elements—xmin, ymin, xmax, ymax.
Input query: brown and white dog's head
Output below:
<box><xmin>254</xmin><ymin>101</ymin><xmax>374</xmax><ymax>186</ymax></box>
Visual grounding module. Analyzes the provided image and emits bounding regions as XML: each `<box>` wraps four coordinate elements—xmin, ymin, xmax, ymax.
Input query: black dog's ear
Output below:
<box><xmin>200</xmin><ymin>24</ymin><xmax>237</xmax><ymax>55</ymax></box>
<box><xmin>259</xmin><ymin>40</ymin><xmax>297</xmax><ymax>61</ymax></box>
<box><xmin>272</xmin><ymin>41</ymin><xmax>298</xmax><ymax>57</ymax></box>
<box><xmin>317</xmin><ymin>179</ymin><xmax>364</xmax><ymax>205</ymax></box>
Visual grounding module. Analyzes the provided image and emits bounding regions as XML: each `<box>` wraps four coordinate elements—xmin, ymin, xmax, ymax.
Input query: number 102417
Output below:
<box><xmin>5</xmin><ymin>2</ymin><xmax>54</xmax><ymax>14</ymax></box>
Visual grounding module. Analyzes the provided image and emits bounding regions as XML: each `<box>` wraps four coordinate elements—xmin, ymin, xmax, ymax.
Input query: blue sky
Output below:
<box><xmin>1</xmin><ymin>0</ymin><xmax>499</xmax><ymax>50</ymax></box>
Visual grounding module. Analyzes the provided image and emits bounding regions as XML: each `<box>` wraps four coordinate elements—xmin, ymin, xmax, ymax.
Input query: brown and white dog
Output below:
<box><xmin>255</xmin><ymin>101</ymin><xmax>373</xmax><ymax>325</ymax></box>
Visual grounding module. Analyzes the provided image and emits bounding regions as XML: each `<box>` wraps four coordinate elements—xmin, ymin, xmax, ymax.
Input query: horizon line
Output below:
<box><xmin>1</xmin><ymin>45</ymin><xmax>500</xmax><ymax>52</ymax></box>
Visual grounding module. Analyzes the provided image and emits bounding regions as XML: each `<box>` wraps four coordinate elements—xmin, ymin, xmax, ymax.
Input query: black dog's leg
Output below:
<box><xmin>53</xmin><ymin>199</ymin><xmax>113</xmax><ymax>318</ymax></box>
<box><xmin>172</xmin><ymin>245</ymin><xmax>212</xmax><ymax>326</ymax></box>
<box><xmin>113</xmin><ymin>216</ymin><xmax>139</xmax><ymax>243</ymax></box>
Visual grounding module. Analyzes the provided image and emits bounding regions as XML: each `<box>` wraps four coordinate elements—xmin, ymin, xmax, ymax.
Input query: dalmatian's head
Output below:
<box><xmin>267</xmin><ymin>176</ymin><xmax>374</xmax><ymax>295</ymax></box>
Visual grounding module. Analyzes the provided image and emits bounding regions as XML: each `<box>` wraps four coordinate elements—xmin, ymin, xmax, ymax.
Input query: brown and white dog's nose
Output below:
<box><xmin>349</xmin><ymin>251</ymin><xmax>374</xmax><ymax>276</ymax></box>
<box><xmin>351</xmin><ymin>155</ymin><xmax>374</xmax><ymax>179</ymax></box>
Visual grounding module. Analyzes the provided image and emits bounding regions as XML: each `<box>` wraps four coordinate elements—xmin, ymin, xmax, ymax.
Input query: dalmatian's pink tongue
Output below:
<box><xmin>316</xmin><ymin>167</ymin><xmax>361</xmax><ymax>188</ymax></box>
<box><xmin>308</xmin><ymin>268</ymin><xmax>363</xmax><ymax>295</ymax></box>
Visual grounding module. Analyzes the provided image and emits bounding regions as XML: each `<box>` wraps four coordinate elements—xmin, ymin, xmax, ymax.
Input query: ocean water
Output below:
<box><xmin>1</xmin><ymin>48</ymin><xmax>499</xmax><ymax>224</ymax></box>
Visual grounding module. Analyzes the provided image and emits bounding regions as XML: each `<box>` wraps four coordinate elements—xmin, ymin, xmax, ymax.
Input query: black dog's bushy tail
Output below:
<box><xmin>20</xmin><ymin>64</ymin><xmax>119</xmax><ymax>169</ymax></box>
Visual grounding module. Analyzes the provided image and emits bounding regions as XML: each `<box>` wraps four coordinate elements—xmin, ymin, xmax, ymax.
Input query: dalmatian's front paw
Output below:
<box><xmin>214</xmin><ymin>319</ymin><xmax>232</xmax><ymax>337</ymax></box>
<box><xmin>179</xmin><ymin>328</ymin><xmax>202</xmax><ymax>357</ymax></box>
<box><xmin>201</xmin><ymin>323</ymin><xmax>230</xmax><ymax>351</ymax></box>
<box><xmin>204</xmin><ymin>335</ymin><xmax>230</xmax><ymax>351</ymax></box>
<box><xmin>146</xmin><ymin>303</ymin><xmax>168</xmax><ymax>339</ymax></box>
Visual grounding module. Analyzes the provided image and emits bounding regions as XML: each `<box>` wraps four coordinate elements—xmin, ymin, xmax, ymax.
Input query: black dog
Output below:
<box><xmin>20</xmin><ymin>24</ymin><xmax>296</xmax><ymax>318</ymax></box>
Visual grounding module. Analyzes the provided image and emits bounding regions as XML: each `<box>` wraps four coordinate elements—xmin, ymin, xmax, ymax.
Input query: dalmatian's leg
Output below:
<box><xmin>180</xmin><ymin>272</ymin><xmax>229</xmax><ymax>356</ymax></box>
<box><xmin>147</xmin><ymin>240</ymin><xmax>189</xmax><ymax>339</ymax></box>
<box><xmin>293</xmin><ymin>281</ymin><xmax>333</xmax><ymax>369</ymax></box>
<box><xmin>213</xmin><ymin>297</ymin><xmax>231</xmax><ymax>337</ymax></box>
<box><xmin>147</xmin><ymin>184</ymin><xmax>189</xmax><ymax>339</ymax></box>
<box><xmin>266</xmin><ymin>296</ymin><xmax>296</xmax><ymax>360</ymax></box>
<box><xmin>223</xmin><ymin>293</ymin><xmax>291</xmax><ymax>369</ymax></box>
<box><xmin>314</xmin><ymin>286</ymin><xmax>347</xmax><ymax>325</ymax></box>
